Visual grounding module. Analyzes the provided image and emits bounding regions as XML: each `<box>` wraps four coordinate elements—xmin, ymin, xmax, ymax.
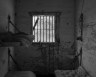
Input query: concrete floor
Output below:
<box><xmin>36</xmin><ymin>74</ymin><xmax>55</xmax><ymax>77</ymax></box>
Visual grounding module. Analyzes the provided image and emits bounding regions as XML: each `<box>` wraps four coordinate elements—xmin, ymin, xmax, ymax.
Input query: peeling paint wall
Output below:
<box><xmin>0</xmin><ymin>0</ymin><xmax>15</xmax><ymax>77</ymax></box>
<box><xmin>15</xmin><ymin>0</ymin><xmax>76</xmax><ymax>74</ymax></box>
<box><xmin>76</xmin><ymin>0</ymin><xmax>96</xmax><ymax>77</ymax></box>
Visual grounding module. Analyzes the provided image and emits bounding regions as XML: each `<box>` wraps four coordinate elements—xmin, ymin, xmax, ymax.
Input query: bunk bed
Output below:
<box><xmin>0</xmin><ymin>15</ymin><xmax>35</xmax><ymax>47</ymax></box>
<box><xmin>2</xmin><ymin>15</ymin><xmax>36</xmax><ymax>77</ymax></box>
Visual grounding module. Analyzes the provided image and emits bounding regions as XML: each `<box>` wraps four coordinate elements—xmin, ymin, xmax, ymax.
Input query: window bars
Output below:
<box><xmin>32</xmin><ymin>15</ymin><xmax>55</xmax><ymax>43</ymax></box>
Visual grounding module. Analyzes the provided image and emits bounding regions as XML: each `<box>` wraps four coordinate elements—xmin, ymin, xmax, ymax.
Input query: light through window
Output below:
<box><xmin>32</xmin><ymin>15</ymin><xmax>55</xmax><ymax>43</ymax></box>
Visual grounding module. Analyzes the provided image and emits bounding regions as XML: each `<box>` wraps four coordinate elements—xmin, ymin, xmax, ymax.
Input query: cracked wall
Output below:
<box><xmin>0</xmin><ymin>0</ymin><xmax>15</xmax><ymax>77</ymax></box>
<box><xmin>15</xmin><ymin>0</ymin><xmax>76</xmax><ymax>74</ymax></box>
<box><xmin>76</xmin><ymin>0</ymin><xmax>96</xmax><ymax>77</ymax></box>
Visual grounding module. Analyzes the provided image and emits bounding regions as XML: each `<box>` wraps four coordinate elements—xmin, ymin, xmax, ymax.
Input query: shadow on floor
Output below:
<box><xmin>36</xmin><ymin>74</ymin><xmax>55</xmax><ymax>77</ymax></box>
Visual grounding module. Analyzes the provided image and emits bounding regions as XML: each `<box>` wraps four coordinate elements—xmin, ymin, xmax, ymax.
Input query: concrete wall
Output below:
<box><xmin>76</xmin><ymin>0</ymin><xmax>96</xmax><ymax>77</ymax></box>
<box><xmin>15</xmin><ymin>0</ymin><xmax>76</xmax><ymax>74</ymax></box>
<box><xmin>0</xmin><ymin>0</ymin><xmax>15</xmax><ymax>77</ymax></box>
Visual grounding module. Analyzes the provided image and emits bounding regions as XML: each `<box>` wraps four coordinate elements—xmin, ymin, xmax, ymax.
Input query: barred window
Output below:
<box><xmin>32</xmin><ymin>15</ymin><xmax>55</xmax><ymax>43</ymax></box>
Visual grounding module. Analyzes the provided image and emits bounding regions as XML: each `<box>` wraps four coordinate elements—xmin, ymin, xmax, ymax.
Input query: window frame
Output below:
<box><xmin>32</xmin><ymin>15</ymin><xmax>55</xmax><ymax>43</ymax></box>
<box><xmin>29</xmin><ymin>11</ymin><xmax>61</xmax><ymax>44</ymax></box>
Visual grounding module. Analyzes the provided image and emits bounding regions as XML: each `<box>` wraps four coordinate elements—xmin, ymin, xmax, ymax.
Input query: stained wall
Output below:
<box><xmin>0</xmin><ymin>0</ymin><xmax>15</xmax><ymax>77</ymax></box>
<box><xmin>15</xmin><ymin>0</ymin><xmax>76</xmax><ymax>74</ymax></box>
<box><xmin>76</xmin><ymin>0</ymin><xmax>96</xmax><ymax>77</ymax></box>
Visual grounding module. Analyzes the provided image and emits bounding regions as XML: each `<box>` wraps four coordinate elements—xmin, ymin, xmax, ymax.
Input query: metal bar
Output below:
<box><xmin>8</xmin><ymin>48</ymin><xmax>10</xmax><ymax>71</ymax></box>
<box><xmin>50</xmin><ymin>16</ymin><xmax>51</xmax><ymax>42</ymax></box>
<box><xmin>33</xmin><ymin>18</ymin><xmax>39</xmax><ymax>30</ymax></box>
<box><xmin>38</xmin><ymin>16</ymin><xmax>40</xmax><ymax>42</ymax></box>
<box><xmin>40</xmin><ymin>16</ymin><xmax>41</xmax><ymax>42</ymax></box>
<box><xmin>31</xmin><ymin>15</ymin><xmax>33</xmax><ymax>34</ymax></box>
<box><xmin>44</xmin><ymin>16</ymin><xmax>46</xmax><ymax>42</ymax></box>
<box><xmin>8</xmin><ymin>48</ymin><xmax>21</xmax><ymax>70</ymax></box>
<box><xmin>54</xmin><ymin>16</ymin><xmax>56</xmax><ymax>42</ymax></box>
<box><xmin>32</xmin><ymin>16</ymin><xmax>34</xmax><ymax>42</ymax></box>
<box><xmin>52</xmin><ymin>16</ymin><xmax>53</xmax><ymax>42</ymax></box>
<box><xmin>43</xmin><ymin>16</ymin><xmax>44</xmax><ymax>42</ymax></box>
<box><xmin>53</xmin><ymin>16</ymin><xmax>55</xmax><ymax>42</ymax></box>
<box><xmin>8</xmin><ymin>15</ymin><xmax>21</xmax><ymax>33</ymax></box>
<box><xmin>52</xmin><ymin>16</ymin><xmax>54</xmax><ymax>42</ymax></box>
<box><xmin>49</xmin><ymin>16</ymin><xmax>50</xmax><ymax>42</ymax></box>
<box><xmin>33</xmin><ymin>16</ymin><xmax>36</xmax><ymax>42</ymax></box>
<box><xmin>9</xmin><ymin>21</ymin><xmax>21</xmax><ymax>33</ymax></box>
<box><xmin>36</xmin><ymin>16</ymin><xmax>39</xmax><ymax>42</ymax></box>
<box><xmin>9</xmin><ymin>53</ymin><xmax>21</xmax><ymax>70</ymax></box>
<box><xmin>46</xmin><ymin>16</ymin><xmax>47</xmax><ymax>42</ymax></box>
<box><xmin>33</xmin><ymin>16</ymin><xmax>35</xmax><ymax>42</ymax></box>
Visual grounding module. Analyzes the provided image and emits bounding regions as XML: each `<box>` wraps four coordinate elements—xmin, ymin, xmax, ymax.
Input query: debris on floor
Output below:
<box><xmin>55</xmin><ymin>66</ymin><xmax>91</xmax><ymax>77</ymax></box>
